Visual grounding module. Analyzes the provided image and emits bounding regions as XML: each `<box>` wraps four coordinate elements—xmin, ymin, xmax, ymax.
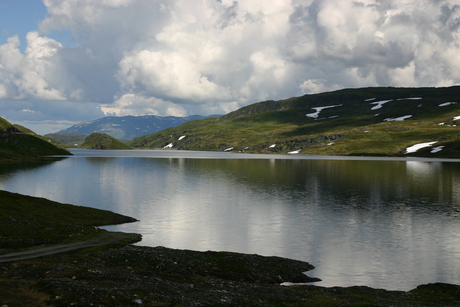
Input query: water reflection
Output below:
<box><xmin>1</xmin><ymin>152</ymin><xmax>460</xmax><ymax>290</ymax></box>
<box><xmin>0</xmin><ymin>159</ymin><xmax>63</xmax><ymax>181</ymax></box>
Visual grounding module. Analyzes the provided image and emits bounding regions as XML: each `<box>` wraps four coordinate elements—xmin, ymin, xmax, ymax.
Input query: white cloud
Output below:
<box><xmin>101</xmin><ymin>93</ymin><xmax>187</xmax><ymax>117</ymax></box>
<box><xmin>2</xmin><ymin>33</ymin><xmax>64</xmax><ymax>100</ymax></box>
<box><xmin>116</xmin><ymin>49</ymin><xmax>230</xmax><ymax>102</ymax></box>
<box><xmin>389</xmin><ymin>61</ymin><xmax>418</xmax><ymax>86</ymax></box>
<box><xmin>0</xmin><ymin>33</ymin><xmax>69</xmax><ymax>101</ymax></box>
<box><xmin>0</xmin><ymin>0</ymin><xmax>460</xmax><ymax>134</ymax></box>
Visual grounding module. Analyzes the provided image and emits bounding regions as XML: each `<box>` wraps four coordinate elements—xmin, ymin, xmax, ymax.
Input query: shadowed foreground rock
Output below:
<box><xmin>2</xmin><ymin>244</ymin><xmax>460</xmax><ymax>306</ymax></box>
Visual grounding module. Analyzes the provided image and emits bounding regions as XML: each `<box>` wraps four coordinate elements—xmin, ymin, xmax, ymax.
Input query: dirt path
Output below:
<box><xmin>0</xmin><ymin>232</ymin><xmax>140</xmax><ymax>263</ymax></box>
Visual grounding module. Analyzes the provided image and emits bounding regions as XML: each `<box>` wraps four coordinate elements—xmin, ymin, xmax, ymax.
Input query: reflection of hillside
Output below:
<box><xmin>0</xmin><ymin>159</ymin><xmax>66</xmax><ymax>182</ymax></box>
<box><xmin>154</xmin><ymin>158</ymin><xmax>460</xmax><ymax>210</ymax></box>
<box><xmin>405</xmin><ymin>161</ymin><xmax>459</xmax><ymax>204</ymax></box>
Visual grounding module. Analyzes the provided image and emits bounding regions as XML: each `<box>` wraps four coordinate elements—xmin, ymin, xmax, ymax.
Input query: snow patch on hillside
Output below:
<box><xmin>397</xmin><ymin>97</ymin><xmax>422</xmax><ymax>100</ymax></box>
<box><xmin>405</xmin><ymin>141</ymin><xmax>437</xmax><ymax>154</ymax></box>
<box><xmin>370</xmin><ymin>100</ymin><xmax>392</xmax><ymax>110</ymax></box>
<box><xmin>431</xmin><ymin>146</ymin><xmax>444</xmax><ymax>153</ymax></box>
<box><xmin>439</xmin><ymin>102</ymin><xmax>457</xmax><ymax>107</ymax></box>
<box><xmin>384</xmin><ymin>115</ymin><xmax>412</xmax><ymax>121</ymax></box>
<box><xmin>306</xmin><ymin>104</ymin><xmax>342</xmax><ymax>118</ymax></box>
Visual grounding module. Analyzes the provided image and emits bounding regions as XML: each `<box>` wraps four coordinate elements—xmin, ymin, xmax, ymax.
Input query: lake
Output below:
<box><xmin>1</xmin><ymin>149</ymin><xmax>460</xmax><ymax>291</ymax></box>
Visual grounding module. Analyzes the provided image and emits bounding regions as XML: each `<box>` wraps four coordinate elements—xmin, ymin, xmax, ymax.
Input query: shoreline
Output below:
<box><xmin>53</xmin><ymin>147</ymin><xmax>460</xmax><ymax>163</ymax></box>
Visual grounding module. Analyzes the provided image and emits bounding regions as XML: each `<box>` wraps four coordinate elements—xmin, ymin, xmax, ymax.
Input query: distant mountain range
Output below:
<box><xmin>130</xmin><ymin>86</ymin><xmax>460</xmax><ymax>158</ymax></box>
<box><xmin>51</xmin><ymin>115</ymin><xmax>218</xmax><ymax>140</ymax></box>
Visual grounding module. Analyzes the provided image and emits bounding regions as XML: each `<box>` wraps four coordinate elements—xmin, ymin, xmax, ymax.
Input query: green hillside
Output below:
<box><xmin>0</xmin><ymin>117</ymin><xmax>71</xmax><ymax>161</ymax></box>
<box><xmin>81</xmin><ymin>132</ymin><xmax>131</xmax><ymax>149</ymax></box>
<box><xmin>131</xmin><ymin>86</ymin><xmax>460</xmax><ymax>158</ymax></box>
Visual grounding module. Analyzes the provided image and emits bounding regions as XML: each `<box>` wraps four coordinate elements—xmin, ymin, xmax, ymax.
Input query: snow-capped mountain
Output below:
<box><xmin>53</xmin><ymin>115</ymin><xmax>218</xmax><ymax>139</ymax></box>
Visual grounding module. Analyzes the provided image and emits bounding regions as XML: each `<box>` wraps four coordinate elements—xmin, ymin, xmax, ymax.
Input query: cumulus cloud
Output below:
<box><xmin>0</xmin><ymin>0</ymin><xmax>460</xmax><ymax>133</ymax></box>
<box><xmin>0</xmin><ymin>33</ymin><xmax>65</xmax><ymax>100</ymax></box>
<box><xmin>101</xmin><ymin>94</ymin><xmax>188</xmax><ymax>117</ymax></box>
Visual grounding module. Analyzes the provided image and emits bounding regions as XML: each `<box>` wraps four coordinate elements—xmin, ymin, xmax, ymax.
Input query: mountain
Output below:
<box><xmin>52</xmin><ymin>115</ymin><xmax>217</xmax><ymax>140</ymax></box>
<box><xmin>130</xmin><ymin>86</ymin><xmax>460</xmax><ymax>158</ymax></box>
<box><xmin>0</xmin><ymin>117</ymin><xmax>71</xmax><ymax>161</ymax></box>
<box><xmin>80</xmin><ymin>133</ymin><xmax>131</xmax><ymax>150</ymax></box>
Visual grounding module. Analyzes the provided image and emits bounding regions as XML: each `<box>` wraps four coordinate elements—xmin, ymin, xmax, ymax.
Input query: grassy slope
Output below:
<box><xmin>12</xmin><ymin>124</ymin><xmax>70</xmax><ymax>151</ymax></box>
<box><xmin>0</xmin><ymin>190</ymin><xmax>138</xmax><ymax>250</ymax></box>
<box><xmin>0</xmin><ymin>118</ymin><xmax>71</xmax><ymax>160</ymax></box>
<box><xmin>131</xmin><ymin>86</ymin><xmax>460</xmax><ymax>157</ymax></box>
<box><xmin>80</xmin><ymin>132</ymin><xmax>131</xmax><ymax>149</ymax></box>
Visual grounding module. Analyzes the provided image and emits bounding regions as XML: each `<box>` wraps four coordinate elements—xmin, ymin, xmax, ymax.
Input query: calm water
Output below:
<box><xmin>1</xmin><ymin>149</ymin><xmax>460</xmax><ymax>290</ymax></box>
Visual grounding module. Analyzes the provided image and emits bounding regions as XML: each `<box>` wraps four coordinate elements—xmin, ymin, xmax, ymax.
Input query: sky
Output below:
<box><xmin>0</xmin><ymin>0</ymin><xmax>460</xmax><ymax>135</ymax></box>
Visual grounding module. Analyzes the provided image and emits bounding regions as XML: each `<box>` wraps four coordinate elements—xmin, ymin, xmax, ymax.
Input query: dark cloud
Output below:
<box><xmin>440</xmin><ymin>3</ymin><xmax>460</xmax><ymax>31</ymax></box>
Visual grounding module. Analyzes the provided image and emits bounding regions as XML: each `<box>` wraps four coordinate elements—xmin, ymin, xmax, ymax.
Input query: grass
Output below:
<box><xmin>0</xmin><ymin>190</ymin><xmax>137</xmax><ymax>250</ymax></box>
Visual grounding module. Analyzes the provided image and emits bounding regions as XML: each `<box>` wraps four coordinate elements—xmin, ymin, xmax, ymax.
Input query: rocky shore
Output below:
<box><xmin>2</xmin><ymin>242</ymin><xmax>460</xmax><ymax>306</ymax></box>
